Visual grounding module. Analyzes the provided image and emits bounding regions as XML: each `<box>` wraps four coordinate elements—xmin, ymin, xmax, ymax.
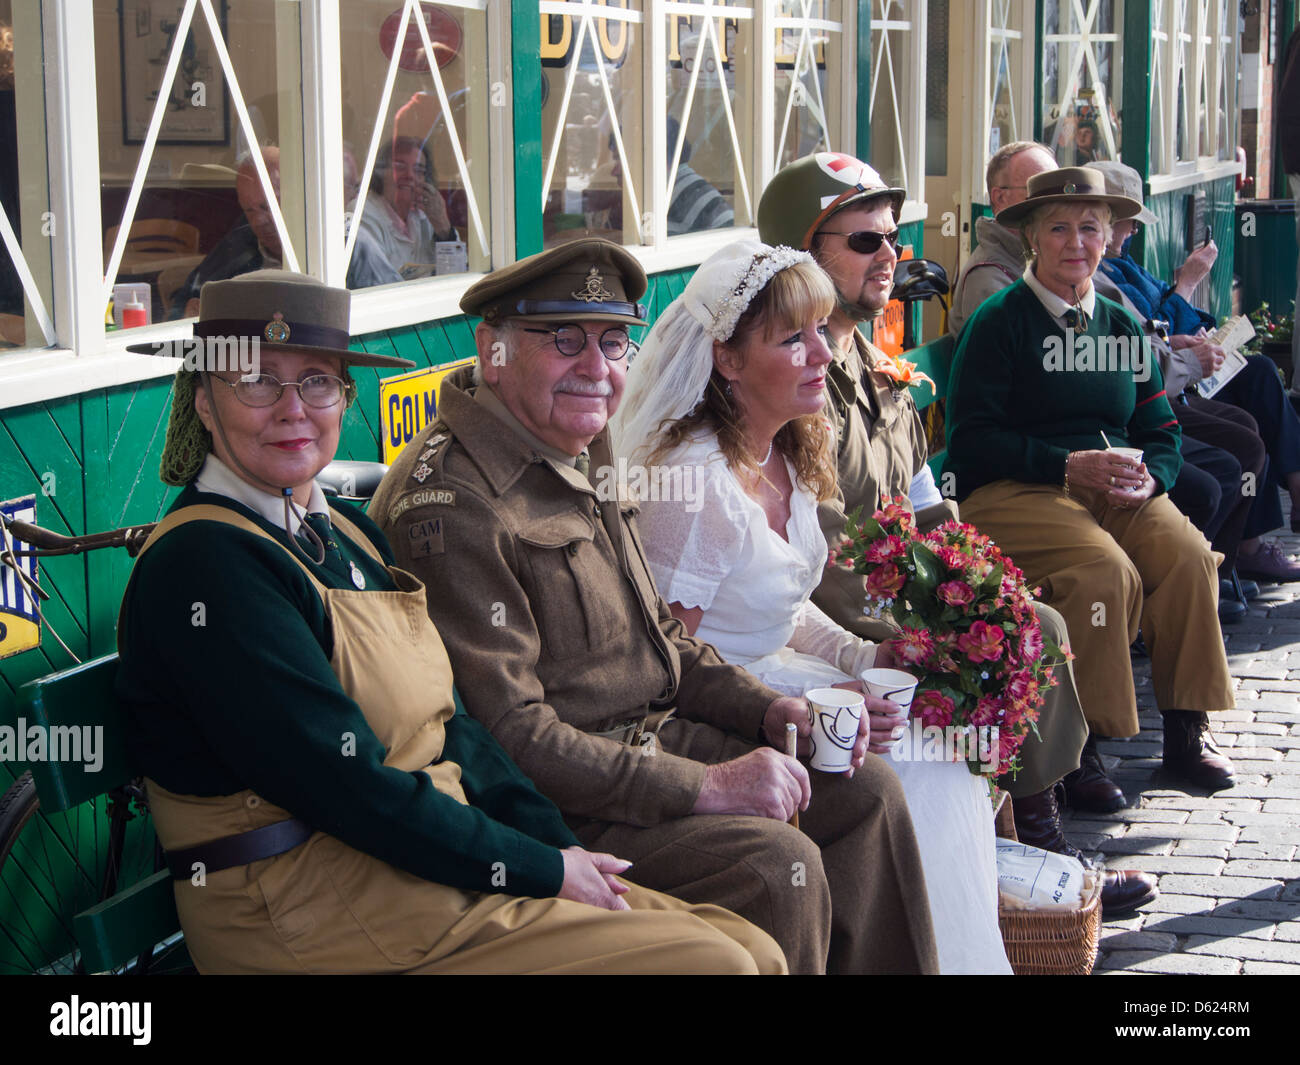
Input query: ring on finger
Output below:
<box><xmin>1108</xmin><ymin>475</ymin><xmax>1115</xmax><ymax>486</ymax></box>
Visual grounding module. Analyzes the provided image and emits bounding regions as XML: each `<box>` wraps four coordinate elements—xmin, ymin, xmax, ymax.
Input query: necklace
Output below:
<box><xmin>760</xmin><ymin>440</ymin><xmax>774</xmax><ymax>465</ymax></box>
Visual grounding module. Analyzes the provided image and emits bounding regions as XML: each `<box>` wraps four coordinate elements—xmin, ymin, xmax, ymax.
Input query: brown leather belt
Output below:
<box><xmin>165</xmin><ymin>818</ymin><xmax>313</xmax><ymax>880</ymax></box>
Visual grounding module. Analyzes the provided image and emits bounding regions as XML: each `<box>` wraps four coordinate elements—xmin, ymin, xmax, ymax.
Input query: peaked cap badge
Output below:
<box><xmin>264</xmin><ymin>311</ymin><xmax>291</xmax><ymax>344</ymax></box>
<box><xmin>572</xmin><ymin>267</ymin><xmax>616</xmax><ymax>303</ymax></box>
<box><xmin>1063</xmin><ymin>183</ymin><xmax>1078</xmax><ymax>195</ymax></box>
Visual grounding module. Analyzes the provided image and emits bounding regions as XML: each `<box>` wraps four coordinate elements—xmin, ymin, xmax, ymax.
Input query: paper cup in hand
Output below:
<box><xmin>1110</xmin><ymin>446</ymin><xmax>1143</xmax><ymax>466</ymax></box>
<box><xmin>859</xmin><ymin>668</ymin><xmax>920</xmax><ymax>714</ymax></box>
<box><xmin>805</xmin><ymin>688</ymin><xmax>865</xmax><ymax>773</ymax></box>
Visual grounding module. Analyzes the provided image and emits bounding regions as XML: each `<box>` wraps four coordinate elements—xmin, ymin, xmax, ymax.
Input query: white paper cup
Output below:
<box><xmin>859</xmin><ymin>668</ymin><xmax>921</xmax><ymax>713</ymax></box>
<box><xmin>1109</xmin><ymin>446</ymin><xmax>1143</xmax><ymax>466</ymax></box>
<box><xmin>805</xmin><ymin>688</ymin><xmax>865</xmax><ymax>772</ymax></box>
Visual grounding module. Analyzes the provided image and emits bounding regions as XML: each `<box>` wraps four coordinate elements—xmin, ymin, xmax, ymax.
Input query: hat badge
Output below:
<box><xmin>573</xmin><ymin>267</ymin><xmax>616</xmax><ymax>303</ymax></box>
<box><xmin>1063</xmin><ymin>182</ymin><xmax>1078</xmax><ymax>195</ymax></box>
<box><xmin>264</xmin><ymin>311</ymin><xmax>291</xmax><ymax>344</ymax></box>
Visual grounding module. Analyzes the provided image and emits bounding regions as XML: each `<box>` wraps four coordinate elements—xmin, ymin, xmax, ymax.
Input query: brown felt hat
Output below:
<box><xmin>460</xmin><ymin>238</ymin><xmax>648</xmax><ymax>326</ymax></box>
<box><xmin>127</xmin><ymin>269</ymin><xmax>414</xmax><ymax>369</ymax></box>
<box><xmin>995</xmin><ymin>166</ymin><xmax>1145</xmax><ymax>227</ymax></box>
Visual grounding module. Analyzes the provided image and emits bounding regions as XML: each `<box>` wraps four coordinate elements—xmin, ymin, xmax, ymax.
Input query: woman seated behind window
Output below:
<box><xmin>353</xmin><ymin>136</ymin><xmax>457</xmax><ymax>281</ymax></box>
<box><xmin>115</xmin><ymin>269</ymin><xmax>783</xmax><ymax>975</ymax></box>
<box><xmin>612</xmin><ymin>240</ymin><xmax>1012</xmax><ymax>975</ymax></box>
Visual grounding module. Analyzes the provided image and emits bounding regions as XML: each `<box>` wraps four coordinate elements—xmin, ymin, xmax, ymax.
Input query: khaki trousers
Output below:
<box><xmin>960</xmin><ymin>481</ymin><xmax>1234</xmax><ymax>737</ymax></box>
<box><xmin>576</xmin><ymin>720</ymin><xmax>941</xmax><ymax>975</ymax></box>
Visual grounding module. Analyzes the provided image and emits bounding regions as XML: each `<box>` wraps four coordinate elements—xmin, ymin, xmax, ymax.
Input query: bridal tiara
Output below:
<box><xmin>696</xmin><ymin>244</ymin><xmax>815</xmax><ymax>342</ymax></box>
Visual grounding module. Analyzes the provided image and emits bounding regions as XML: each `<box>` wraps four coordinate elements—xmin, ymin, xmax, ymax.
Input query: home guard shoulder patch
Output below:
<box><xmin>388</xmin><ymin>488</ymin><xmax>457</xmax><ymax>524</ymax></box>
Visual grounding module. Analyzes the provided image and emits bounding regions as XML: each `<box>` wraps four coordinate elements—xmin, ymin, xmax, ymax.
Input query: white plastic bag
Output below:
<box><xmin>995</xmin><ymin>838</ymin><xmax>1087</xmax><ymax>910</ymax></box>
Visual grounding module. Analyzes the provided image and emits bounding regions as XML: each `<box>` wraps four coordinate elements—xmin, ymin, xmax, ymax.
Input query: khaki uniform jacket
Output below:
<box><xmin>370</xmin><ymin>374</ymin><xmax>781</xmax><ymax>830</ymax></box>
<box><xmin>812</xmin><ymin>330</ymin><xmax>946</xmax><ymax>641</ymax></box>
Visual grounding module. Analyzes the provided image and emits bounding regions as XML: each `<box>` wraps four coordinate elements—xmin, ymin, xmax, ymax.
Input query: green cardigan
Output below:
<box><xmin>942</xmin><ymin>280</ymin><xmax>1182</xmax><ymax>502</ymax></box>
<box><xmin>116</xmin><ymin>486</ymin><xmax>574</xmax><ymax>899</ymax></box>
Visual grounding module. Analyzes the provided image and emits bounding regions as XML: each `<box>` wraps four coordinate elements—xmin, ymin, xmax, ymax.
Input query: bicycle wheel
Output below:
<box><xmin>0</xmin><ymin>771</ymin><xmax>189</xmax><ymax>974</ymax></box>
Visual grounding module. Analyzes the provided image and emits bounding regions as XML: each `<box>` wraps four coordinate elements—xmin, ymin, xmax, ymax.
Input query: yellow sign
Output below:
<box><xmin>0</xmin><ymin>495</ymin><xmax>41</xmax><ymax>661</ymax></box>
<box><xmin>380</xmin><ymin>359</ymin><xmax>476</xmax><ymax>465</ymax></box>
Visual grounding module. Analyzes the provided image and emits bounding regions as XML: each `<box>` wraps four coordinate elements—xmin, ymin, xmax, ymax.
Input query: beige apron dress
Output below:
<box><xmin>132</xmin><ymin>505</ymin><xmax>784</xmax><ymax>975</ymax></box>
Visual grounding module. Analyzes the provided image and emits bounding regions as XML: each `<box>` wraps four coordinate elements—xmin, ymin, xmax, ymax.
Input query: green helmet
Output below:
<box><xmin>758</xmin><ymin>152</ymin><xmax>906</xmax><ymax>250</ymax></box>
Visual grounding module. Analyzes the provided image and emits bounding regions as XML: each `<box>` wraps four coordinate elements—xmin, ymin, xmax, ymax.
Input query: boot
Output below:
<box><xmin>1010</xmin><ymin>786</ymin><xmax>1157</xmax><ymax>916</ymax></box>
<box><xmin>1161</xmin><ymin>710</ymin><xmax>1235</xmax><ymax>792</ymax></box>
<box><xmin>1062</xmin><ymin>733</ymin><xmax>1128</xmax><ymax>813</ymax></box>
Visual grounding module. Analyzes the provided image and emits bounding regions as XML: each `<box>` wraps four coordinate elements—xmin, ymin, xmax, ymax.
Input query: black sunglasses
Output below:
<box><xmin>819</xmin><ymin>229</ymin><xmax>902</xmax><ymax>254</ymax></box>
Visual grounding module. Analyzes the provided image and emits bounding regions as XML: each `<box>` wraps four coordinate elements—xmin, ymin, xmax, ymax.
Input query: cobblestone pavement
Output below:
<box><xmin>1060</xmin><ymin>519</ymin><xmax>1300</xmax><ymax>976</ymax></box>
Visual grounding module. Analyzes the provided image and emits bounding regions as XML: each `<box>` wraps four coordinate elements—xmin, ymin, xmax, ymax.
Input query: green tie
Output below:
<box><xmin>575</xmin><ymin>450</ymin><xmax>591</xmax><ymax>478</ymax></box>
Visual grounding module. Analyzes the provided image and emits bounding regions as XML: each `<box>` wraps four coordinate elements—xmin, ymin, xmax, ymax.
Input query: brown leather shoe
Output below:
<box><xmin>1101</xmin><ymin>869</ymin><xmax>1158</xmax><ymax>916</ymax></box>
<box><xmin>1010</xmin><ymin>784</ymin><xmax>1079</xmax><ymax>856</ymax></box>
<box><xmin>1062</xmin><ymin>733</ymin><xmax>1128</xmax><ymax>813</ymax></box>
<box><xmin>1161</xmin><ymin>710</ymin><xmax>1236</xmax><ymax>792</ymax></box>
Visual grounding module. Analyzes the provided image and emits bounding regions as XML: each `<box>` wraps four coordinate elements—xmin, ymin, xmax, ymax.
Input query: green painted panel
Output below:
<box><xmin>857</xmin><ymin>0</ymin><xmax>872</xmax><ymax>159</ymax></box>
<box><xmin>512</xmin><ymin>2</ymin><xmax>544</xmax><ymax>259</ymax></box>
<box><xmin>1145</xmin><ymin>176</ymin><xmax>1236</xmax><ymax>320</ymax></box>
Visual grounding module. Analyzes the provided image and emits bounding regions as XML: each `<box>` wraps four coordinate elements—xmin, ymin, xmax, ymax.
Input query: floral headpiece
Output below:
<box><xmin>687</xmin><ymin>243</ymin><xmax>814</xmax><ymax>342</ymax></box>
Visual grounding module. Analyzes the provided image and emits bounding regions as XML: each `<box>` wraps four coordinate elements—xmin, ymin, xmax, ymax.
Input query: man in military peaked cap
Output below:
<box><xmin>372</xmin><ymin>238</ymin><xmax>940</xmax><ymax>974</ymax></box>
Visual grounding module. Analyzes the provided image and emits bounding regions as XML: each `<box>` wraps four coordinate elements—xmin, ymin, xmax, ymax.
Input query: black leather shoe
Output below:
<box><xmin>1218</xmin><ymin>596</ymin><xmax>1247</xmax><ymax>624</ymax></box>
<box><xmin>1062</xmin><ymin>733</ymin><xmax>1128</xmax><ymax>813</ymax></box>
<box><xmin>1220</xmin><ymin>576</ymin><xmax>1259</xmax><ymax>601</ymax></box>
<box><xmin>1161</xmin><ymin>710</ymin><xmax>1235</xmax><ymax>792</ymax></box>
<box><xmin>1101</xmin><ymin>869</ymin><xmax>1158</xmax><ymax>916</ymax></box>
<box><xmin>1010</xmin><ymin>784</ymin><xmax>1080</xmax><ymax>857</ymax></box>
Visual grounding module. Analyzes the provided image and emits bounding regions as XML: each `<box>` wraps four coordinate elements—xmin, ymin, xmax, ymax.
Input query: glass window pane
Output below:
<box><xmin>0</xmin><ymin>0</ymin><xmax>54</xmax><ymax>352</ymax></box>
<box><xmin>773</xmin><ymin>0</ymin><xmax>844</xmax><ymax>171</ymax></box>
<box><xmin>343</xmin><ymin>0</ymin><xmax>491</xmax><ymax>288</ymax></box>
<box><xmin>665</xmin><ymin>1</ymin><xmax>753</xmax><ymax>235</ymax></box>
<box><xmin>1041</xmin><ymin>0</ymin><xmax>1123</xmax><ymax>166</ymax></box>
<box><xmin>96</xmin><ymin>0</ymin><xmax>305</xmax><ymax>324</ymax></box>
<box><xmin>868</xmin><ymin>0</ymin><xmax>913</xmax><ymax>191</ymax></box>
<box><xmin>541</xmin><ymin>0</ymin><xmax>644</xmax><ymax>248</ymax></box>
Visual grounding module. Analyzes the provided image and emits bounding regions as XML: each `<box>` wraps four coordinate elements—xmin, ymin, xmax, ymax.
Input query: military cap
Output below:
<box><xmin>460</xmin><ymin>238</ymin><xmax>649</xmax><ymax>326</ymax></box>
<box><xmin>996</xmin><ymin>166</ymin><xmax>1145</xmax><ymax>227</ymax></box>
<box><xmin>758</xmin><ymin>152</ymin><xmax>906</xmax><ymax>250</ymax></box>
<box><xmin>128</xmin><ymin>269</ymin><xmax>414</xmax><ymax>368</ymax></box>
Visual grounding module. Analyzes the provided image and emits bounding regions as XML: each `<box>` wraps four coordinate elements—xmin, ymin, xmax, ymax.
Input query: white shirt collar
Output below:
<box><xmin>1022</xmin><ymin>264</ymin><xmax>1096</xmax><ymax>326</ymax></box>
<box><xmin>194</xmin><ymin>454</ymin><xmax>330</xmax><ymax>537</ymax></box>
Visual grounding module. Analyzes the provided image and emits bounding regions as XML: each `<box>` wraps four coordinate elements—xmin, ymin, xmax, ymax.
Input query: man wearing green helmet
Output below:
<box><xmin>758</xmin><ymin>152</ymin><xmax>1157</xmax><ymax>917</ymax></box>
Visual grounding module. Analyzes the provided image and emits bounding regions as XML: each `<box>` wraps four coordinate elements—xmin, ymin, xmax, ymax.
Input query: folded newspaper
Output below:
<box><xmin>1196</xmin><ymin>315</ymin><xmax>1258</xmax><ymax>398</ymax></box>
<box><xmin>996</xmin><ymin>839</ymin><xmax>1087</xmax><ymax>909</ymax></box>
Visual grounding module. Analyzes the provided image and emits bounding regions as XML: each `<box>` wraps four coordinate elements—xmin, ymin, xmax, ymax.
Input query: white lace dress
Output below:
<box><xmin>635</xmin><ymin>435</ymin><xmax>1011</xmax><ymax>975</ymax></box>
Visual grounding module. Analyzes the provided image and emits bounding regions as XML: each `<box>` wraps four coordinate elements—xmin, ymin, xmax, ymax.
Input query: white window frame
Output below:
<box><xmin>968</xmin><ymin>0</ymin><xmax>1035</xmax><ymax>207</ymax></box>
<box><xmin>1041</xmin><ymin>0</ymin><xmax>1123</xmax><ymax>164</ymax></box>
<box><xmin>867</xmin><ymin>0</ymin><xmax>926</xmax><ymax>225</ymax></box>
<box><xmin>1147</xmin><ymin>0</ymin><xmax>1240</xmax><ymax>190</ymax></box>
<box><xmin>2</xmin><ymin>0</ymin><xmax>891</xmax><ymax>411</ymax></box>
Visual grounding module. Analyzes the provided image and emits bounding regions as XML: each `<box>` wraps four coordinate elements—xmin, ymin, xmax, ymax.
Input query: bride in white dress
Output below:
<box><xmin>612</xmin><ymin>240</ymin><xmax>1011</xmax><ymax>975</ymax></box>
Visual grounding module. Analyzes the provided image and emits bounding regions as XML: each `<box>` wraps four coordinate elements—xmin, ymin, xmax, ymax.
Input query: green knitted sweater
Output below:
<box><xmin>942</xmin><ymin>280</ymin><xmax>1182</xmax><ymax>502</ymax></box>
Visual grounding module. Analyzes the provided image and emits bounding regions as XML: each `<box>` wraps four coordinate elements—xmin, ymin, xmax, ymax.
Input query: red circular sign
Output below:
<box><xmin>379</xmin><ymin>4</ymin><xmax>462</xmax><ymax>72</ymax></box>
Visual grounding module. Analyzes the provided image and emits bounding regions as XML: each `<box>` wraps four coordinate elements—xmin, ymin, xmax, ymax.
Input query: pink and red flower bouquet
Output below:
<box><xmin>832</xmin><ymin>498</ymin><xmax>1068</xmax><ymax>778</ymax></box>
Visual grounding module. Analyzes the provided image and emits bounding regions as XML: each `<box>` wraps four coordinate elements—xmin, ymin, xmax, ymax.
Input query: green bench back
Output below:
<box><xmin>17</xmin><ymin>655</ymin><xmax>183</xmax><ymax>973</ymax></box>
<box><xmin>902</xmin><ymin>333</ymin><xmax>956</xmax><ymax>478</ymax></box>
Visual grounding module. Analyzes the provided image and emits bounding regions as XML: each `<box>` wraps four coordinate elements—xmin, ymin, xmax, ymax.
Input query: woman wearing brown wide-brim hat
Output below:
<box><xmin>940</xmin><ymin>167</ymin><xmax>1238</xmax><ymax>803</ymax></box>
<box><xmin>116</xmin><ymin>269</ymin><xmax>784</xmax><ymax>974</ymax></box>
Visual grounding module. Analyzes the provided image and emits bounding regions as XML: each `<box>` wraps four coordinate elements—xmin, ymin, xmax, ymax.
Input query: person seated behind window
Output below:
<box><xmin>170</xmin><ymin>146</ymin><xmax>401</xmax><ymax>317</ymax></box>
<box><xmin>353</xmin><ymin>135</ymin><xmax>457</xmax><ymax>282</ymax></box>
<box><xmin>664</xmin><ymin>116</ymin><xmax>734</xmax><ymax>237</ymax></box>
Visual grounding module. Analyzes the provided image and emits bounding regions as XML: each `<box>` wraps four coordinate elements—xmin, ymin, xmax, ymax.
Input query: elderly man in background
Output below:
<box><xmin>948</xmin><ymin>141</ymin><xmax>1057</xmax><ymax>336</ymax></box>
<box><xmin>758</xmin><ymin>152</ymin><xmax>1158</xmax><ymax>917</ymax></box>
<box><xmin>371</xmin><ymin>237</ymin><xmax>940</xmax><ymax>975</ymax></box>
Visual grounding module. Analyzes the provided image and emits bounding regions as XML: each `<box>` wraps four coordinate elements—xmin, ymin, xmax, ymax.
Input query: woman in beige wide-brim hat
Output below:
<box><xmin>116</xmin><ymin>268</ymin><xmax>785</xmax><ymax>974</ymax></box>
<box><xmin>940</xmin><ymin>167</ymin><xmax>1237</xmax><ymax>798</ymax></box>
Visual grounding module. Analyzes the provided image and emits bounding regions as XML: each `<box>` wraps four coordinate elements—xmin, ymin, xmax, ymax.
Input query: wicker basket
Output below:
<box><xmin>998</xmin><ymin>869</ymin><xmax>1103</xmax><ymax>975</ymax></box>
